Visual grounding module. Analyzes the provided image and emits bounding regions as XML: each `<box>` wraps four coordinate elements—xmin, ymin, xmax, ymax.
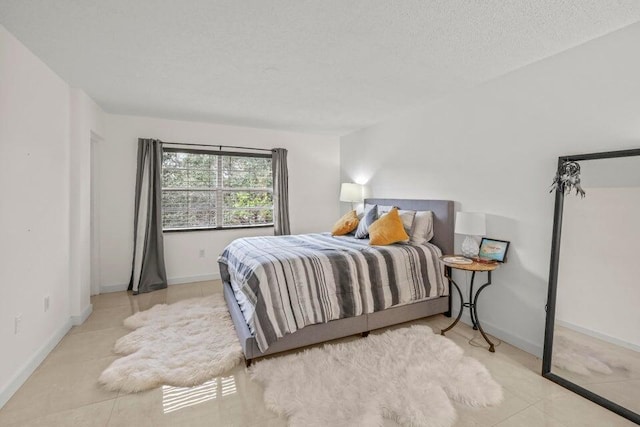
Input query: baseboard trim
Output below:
<box><xmin>556</xmin><ymin>319</ymin><xmax>640</xmax><ymax>352</ymax></box>
<box><xmin>99</xmin><ymin>283</ymin><xmax>128</xmax><ymax>293</ymax></box>
<box><xmin>0</xmin><ymin>319</ymin><xmax>73</xmax><ymax>409</ymax></box>
<box><xmin>167</xmin><ymin>273</ymin><xmax>220</xmax><ymax>285</ymax></box>
<box><xmin>455</xmin><ymin>311</ymin><xmax>543</xmax><ymax>358</ymax></box>
<box><xmin>100</xmin><ymin>273</ymin><xmax>221</xmax><ymax>294</ymax></box>
<box><xmin>70</xmin><ymin>304</ymin><xmax>93</xmax><ymax>326</ymax></box>
<box><xmin>0</xmin><ymin>272</ymin><xmax>222</xmax><ymax>409</ymax></box>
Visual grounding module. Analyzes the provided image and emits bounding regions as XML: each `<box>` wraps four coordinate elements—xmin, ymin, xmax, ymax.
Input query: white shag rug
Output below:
<box><xmin>250</xmin><ymin>325</ymin><xmax>503</xmax><ymax>427</ymax></box>
<box><xmin>99</xmin><ymin>293</ymin><xmax>243</xmax><ymax>393</ymax></box>
<box><xmin>553</xmin><ymin>332</ymin><xmax>629</xmax><ymax>376</ymax></box>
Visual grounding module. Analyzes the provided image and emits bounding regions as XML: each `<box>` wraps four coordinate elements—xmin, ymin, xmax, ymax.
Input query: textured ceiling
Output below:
<box><xmin>1</xmin><ymin>1</ymin><xmax>640</xmax><ymax>135</ymax></box>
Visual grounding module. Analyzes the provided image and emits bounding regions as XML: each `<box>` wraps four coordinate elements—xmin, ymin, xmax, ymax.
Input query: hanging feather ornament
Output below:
<box><xmin>550</xmin><ymin>160</ymin><xmax>586</xmax><ymax>198</ymax></box>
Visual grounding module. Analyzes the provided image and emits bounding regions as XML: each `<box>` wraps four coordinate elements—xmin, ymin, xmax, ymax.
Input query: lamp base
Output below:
<box><xmin>461</xmin><ymin>235</ymin><xmax>480</xmax><ymax>258</ymax></box>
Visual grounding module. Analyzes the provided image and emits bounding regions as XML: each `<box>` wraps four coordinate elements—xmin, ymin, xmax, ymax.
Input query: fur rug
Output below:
<box><xmin>99</xmin><ymin>294</ymin><xmax>243</xmax><ymax>393</ymax></box>
<box><xmin>250</xmin><ymin>325</ymin><xmax>503</xmax><ymax>427</ymax></box>
<box><xmin>552</xmin><ymin>332</ymin><xmax>629</xmax><ymax>376</ymax></box>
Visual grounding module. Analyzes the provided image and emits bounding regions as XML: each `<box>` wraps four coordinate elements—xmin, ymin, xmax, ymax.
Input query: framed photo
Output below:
<box><xmin>478</xmin><ymin>238</ymin><xmax>510</xmax><ymax>263</ymax></box>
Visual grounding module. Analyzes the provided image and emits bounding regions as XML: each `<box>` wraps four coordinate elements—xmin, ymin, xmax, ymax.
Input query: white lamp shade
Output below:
<box><xmin>455</xmin><ymin>212</ymin><xmax>486</xmax><ymax>236</ymax></box>
<box><xmin>339</xmin><ymin>183</ymin><xmax>363</xmax><ymax>203</ymax></box>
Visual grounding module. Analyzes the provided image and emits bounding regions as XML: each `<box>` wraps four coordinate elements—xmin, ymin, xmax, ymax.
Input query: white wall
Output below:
<box><xmin>100</xmin><ymin>114</ymin><xmax>341</xmax><ymax>290</ymax></box>
<box><xmin>341</xmin><ymin>23</ymin><xmax>640</xmax><ymax>356</ymax></box>
<box><xmin>69</xmin><ymin>89</ymin><xmax>104</xmax><ymax>318</ymax></box>
<box><xmin>0</xmin><ymin>25</ymin><xmax>72</xmax><ymax>405</ymax></box>
<box><xmin>557</xmin><ymin>186</ymin><xmax>640</xmax><ymax>350</ymax></box>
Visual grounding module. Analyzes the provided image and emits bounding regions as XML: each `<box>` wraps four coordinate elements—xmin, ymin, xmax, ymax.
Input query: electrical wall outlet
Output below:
<box><xmin>44</xmin><ymin>296</ymin><xmax>50</xmax><ymax>312</ymax></box>
<box><xmin>14</xmin><ymin>315</ymin><xmax>22</xmax><ymax>334</ymax></box>
<box><xmin>199</xmin><ymin>249</ymin><xmax>205</xmax><ymax>258</ymax></box>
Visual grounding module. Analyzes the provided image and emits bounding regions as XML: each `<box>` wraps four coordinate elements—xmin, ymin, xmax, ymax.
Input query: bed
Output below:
<box><xmin>219</xmin><ymin>198</ymin><xmax>454</xmax><ymax>365</ymax></box>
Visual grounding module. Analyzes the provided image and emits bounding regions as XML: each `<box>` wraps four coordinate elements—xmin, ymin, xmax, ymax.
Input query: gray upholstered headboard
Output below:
<box><xmin>364</xmin><ymin>198</ymin><xmax>455</xmax><ymax>255</ymax></box>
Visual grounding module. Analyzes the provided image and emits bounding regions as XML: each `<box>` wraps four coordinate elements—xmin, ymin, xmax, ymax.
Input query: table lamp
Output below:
<box><xmin>455</xmin><ymin>212</ymin><xmax>486</xmax><ymax>258</ymax></box>
<box><xmin>339</xmin><ymin>183</ymin><xmax>363</xmax><ymax>210</ymax></box>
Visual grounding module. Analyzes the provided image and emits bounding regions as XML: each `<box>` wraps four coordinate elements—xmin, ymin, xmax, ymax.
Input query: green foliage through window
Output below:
<box><xmin>161</xmin><ymin>149</ymin><xmax>273</xmax><ymax>229</ymax></box>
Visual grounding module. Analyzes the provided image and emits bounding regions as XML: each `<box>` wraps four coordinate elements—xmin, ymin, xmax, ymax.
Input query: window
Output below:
<box><xmin>161</xmin><ymin>148</ymin><xmax>273</xmax><ymax>230</ymax></box>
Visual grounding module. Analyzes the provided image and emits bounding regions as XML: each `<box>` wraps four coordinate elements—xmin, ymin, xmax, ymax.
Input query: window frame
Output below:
<box><xmin>161</xmin><ymin>147</ymin><xmax>274</xmax><ymax>232</ymax></box>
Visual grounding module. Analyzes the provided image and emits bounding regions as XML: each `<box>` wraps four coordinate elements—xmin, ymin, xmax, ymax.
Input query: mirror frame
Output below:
<box><xmin>543</xmin><ymin>148</ymin><xmax>640</xmax><ymax>425</ymax></box>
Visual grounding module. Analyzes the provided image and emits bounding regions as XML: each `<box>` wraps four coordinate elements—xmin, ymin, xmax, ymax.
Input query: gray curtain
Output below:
<box><xmin>129</xmin><ymin>138</ymin><xmax>167</xmax><ymax>294</ymax></box>
<box><xmin>272</xmin><ymin>148</ymin><xmax>290</xmax><ymax>235</ymax></box>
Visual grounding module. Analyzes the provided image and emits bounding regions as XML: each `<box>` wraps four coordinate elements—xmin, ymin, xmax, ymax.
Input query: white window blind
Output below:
<box><xmin>161</xmin><ymin>148</ymin><xmax>273</xmax><ymax>230</ymax></box>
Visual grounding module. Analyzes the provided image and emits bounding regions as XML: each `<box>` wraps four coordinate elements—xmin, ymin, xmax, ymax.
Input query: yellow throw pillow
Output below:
<box><xmin>369</xmin><ymin>207</ymin><xmax>410</xmax><ymax>245</ymax></box>
<box><xmin>331</xmin><ymin>210</ymin><xmax>360</xmax><ymax>236</ymax></box>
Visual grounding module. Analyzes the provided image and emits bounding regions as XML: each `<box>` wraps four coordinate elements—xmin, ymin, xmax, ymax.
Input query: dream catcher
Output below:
<box><xmin>550</xmin><ymin>160</ymin><xmax>586</xmax><ymax>198</ymax></box>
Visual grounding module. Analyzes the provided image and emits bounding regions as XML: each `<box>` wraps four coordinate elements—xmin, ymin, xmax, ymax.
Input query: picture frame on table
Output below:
<box><xmin>478</xmin><ymin>238</ymin><xmax>510</xmax><ymax>263</ymax></box>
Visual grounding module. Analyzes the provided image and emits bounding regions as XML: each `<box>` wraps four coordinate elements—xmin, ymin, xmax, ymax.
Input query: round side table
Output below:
<box><xmin>439</xmin><ymin>255</ymin><xmax>499</xmax><ymax>352</ymax></box>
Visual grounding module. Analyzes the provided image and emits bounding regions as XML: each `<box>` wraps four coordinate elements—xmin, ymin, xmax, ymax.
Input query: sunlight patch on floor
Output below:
<box><xmin>162</xmin><ymin>375</ymin><xmax>237</xmax><ymax>414</ymax></box>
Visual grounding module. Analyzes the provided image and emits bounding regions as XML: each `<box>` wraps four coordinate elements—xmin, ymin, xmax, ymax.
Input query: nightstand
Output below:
<box><xmin>439</xmin><ymin>255</ymin><xmax>499</xmax><ymax>352</ymax></box>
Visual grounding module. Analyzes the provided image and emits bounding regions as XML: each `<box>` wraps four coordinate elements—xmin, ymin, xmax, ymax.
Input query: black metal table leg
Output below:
<box><xmin>440</xmin><ymin>266</ymin><xmax>496</xmax><ymax>352</ymax></box>
<box><xmin>469</xmin><ymin>271</ymin><xmax>478</xmax><ymax>330</ymax></box>
<box><xmin>472</xmin><ymin>271</ymin><xmax>496</xmax><ymax>352</ymax></box>
<box><xmin>441</xmin><ymin>273</ymin><xmax>464</xmax><ymax>335</ymax></box>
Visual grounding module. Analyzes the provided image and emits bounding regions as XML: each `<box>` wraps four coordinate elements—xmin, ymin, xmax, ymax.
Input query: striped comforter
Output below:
<box><xmin>218</xmin><ymin>233</ymin><xmax>446</xmax><ymax>352</ymax></box>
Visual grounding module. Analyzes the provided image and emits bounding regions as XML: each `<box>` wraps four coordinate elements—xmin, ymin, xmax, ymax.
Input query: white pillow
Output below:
<box><xmin>376</xmin><ymin>205</ymin><xmax>395</xmax><ymax>218</ymax></box>
<box><xmin>410</xmin><ymin>211</ymin><xmax>434</xmax><ymax>245</ymax></box>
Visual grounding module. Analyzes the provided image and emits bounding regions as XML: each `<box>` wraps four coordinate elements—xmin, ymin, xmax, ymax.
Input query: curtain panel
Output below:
<box><xmin>129</xmin><ymin>138</ymin><xmax>168</xmax><ymax>294</ymax></box>
<box><xmin>272</xmin><ymin>148</ymin><xmax>290</xmax><ymax>235</ymax></box>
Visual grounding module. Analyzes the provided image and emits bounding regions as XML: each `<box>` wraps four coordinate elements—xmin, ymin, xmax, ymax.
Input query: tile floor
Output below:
<box><xmin>0</xmin><ymin>281</ymin><xmax>636</xmax><ymax>426</ymax></box>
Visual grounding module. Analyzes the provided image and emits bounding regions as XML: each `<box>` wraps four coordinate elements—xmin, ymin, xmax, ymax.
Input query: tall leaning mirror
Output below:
<box><xmin>543</xmin><ymin>148</ymin><xmax>640</xmax><ymax>425</ymax></box>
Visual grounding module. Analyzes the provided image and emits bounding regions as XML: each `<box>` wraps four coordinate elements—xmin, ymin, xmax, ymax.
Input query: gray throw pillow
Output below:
<box><xmin>354</xmin><ymin>204</ymin><xmax>378</xmax><ymax>239</ymax></box>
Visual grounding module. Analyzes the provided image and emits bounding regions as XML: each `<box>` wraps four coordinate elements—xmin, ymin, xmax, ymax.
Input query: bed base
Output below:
<box><xmin>224</xmin><ymin>282</ymin><xmax>450</xmax><ymax>367</ymax></box>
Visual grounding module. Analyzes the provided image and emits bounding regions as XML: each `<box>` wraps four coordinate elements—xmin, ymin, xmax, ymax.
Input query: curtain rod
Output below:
<box><xmin>162</xmin><ymin>141</ymin><xmax>273</xmax><ymax>152</ymax></box>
